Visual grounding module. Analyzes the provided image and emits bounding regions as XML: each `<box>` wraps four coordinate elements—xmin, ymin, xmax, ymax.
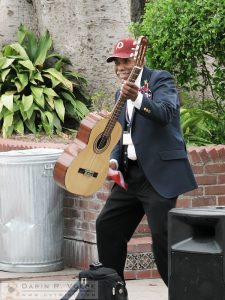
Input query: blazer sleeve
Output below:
<box><xmin>138</xmin><ymin>70</ymin><xmax>179</xmax><ymax>126</ymax></box>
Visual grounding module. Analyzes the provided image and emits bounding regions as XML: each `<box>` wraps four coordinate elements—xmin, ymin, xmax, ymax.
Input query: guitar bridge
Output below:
<box><xmin>78</xmin><ymin>168</ymin><xmax>98</xmax><ymax>178</ymax></box>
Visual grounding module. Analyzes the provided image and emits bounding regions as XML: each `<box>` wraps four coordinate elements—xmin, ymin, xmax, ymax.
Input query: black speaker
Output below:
<box><xmin>168</xmin><ymin>206</ymin><xmax>225</xmax><ymax>300</ymax></box>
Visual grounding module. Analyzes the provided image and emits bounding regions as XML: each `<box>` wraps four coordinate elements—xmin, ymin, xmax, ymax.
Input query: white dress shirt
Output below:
<box><xmin>126</xmin><ymin>68</ymin><xmax>143</xmax><ymax>160</ymax></box>
<box><xmin>110</xmin><ymin>68</ymin><xmax>144</xmax><ymax>168</ymax></box>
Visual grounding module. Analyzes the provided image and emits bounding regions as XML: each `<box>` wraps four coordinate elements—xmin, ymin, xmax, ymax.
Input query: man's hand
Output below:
<box><xmin>109</xmin><ymin>160</ymin><xmax>118</xmax><ymax>170</ymax></box>
<box><xmin>120</xmin><ymin>81</ymin><xmax>139</xmax><ymax>101</ymax></box>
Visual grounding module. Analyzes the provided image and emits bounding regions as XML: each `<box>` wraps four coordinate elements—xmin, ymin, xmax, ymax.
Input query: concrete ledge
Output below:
<box><xmin>0</xmin><ymin>137</ymin><xmax>66</xmax><ymax>152</ymax></box>
<box><xmin>0</xmin><ymin>267</ymin><xmax>79</xmax><ymax>281</ymax></box>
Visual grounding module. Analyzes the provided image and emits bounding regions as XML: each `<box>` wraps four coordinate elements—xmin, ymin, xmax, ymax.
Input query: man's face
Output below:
<box><xmin>114</xmin><ymin>58</ymin><xmax>136</xmax><ymax>82</ymax></box>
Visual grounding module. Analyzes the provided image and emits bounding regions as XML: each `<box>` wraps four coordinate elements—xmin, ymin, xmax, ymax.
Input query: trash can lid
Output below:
<box><xmin>0</xmin><ymin>148</ymin><xmax>63</xmax><ymax>163</ymax></box>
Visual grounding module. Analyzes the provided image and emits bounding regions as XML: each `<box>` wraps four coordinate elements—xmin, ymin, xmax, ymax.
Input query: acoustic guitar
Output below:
<box><xmin>53</xmin><ymin>36</ymin><xmax>148</xmax><ymax>196</ymax></box>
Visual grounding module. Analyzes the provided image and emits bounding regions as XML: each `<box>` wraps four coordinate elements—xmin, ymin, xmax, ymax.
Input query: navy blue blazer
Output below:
<box><xmin>110</xmin><ymin>66</ymin><xmax>197</xmax><ymax>198</ymax></box>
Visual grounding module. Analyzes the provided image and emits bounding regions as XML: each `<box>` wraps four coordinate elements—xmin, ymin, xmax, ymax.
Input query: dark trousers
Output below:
<box><xmin>96</xmin><ymin>160</ymin><xmax>177</xmax><ymax>286</ymax></box>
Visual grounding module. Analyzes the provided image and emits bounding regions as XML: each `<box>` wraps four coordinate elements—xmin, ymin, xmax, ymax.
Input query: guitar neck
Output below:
<box><xmin>104</xmin><ymin>66</ymin><xmax>142</xmax><ymax>138</ymax></box>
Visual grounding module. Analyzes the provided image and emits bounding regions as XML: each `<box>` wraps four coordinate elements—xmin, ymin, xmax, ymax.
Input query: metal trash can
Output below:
<box><xmin>0</xmin><ymin>148</ymin><xmax>64</xmax><ymax>272</ymax></box>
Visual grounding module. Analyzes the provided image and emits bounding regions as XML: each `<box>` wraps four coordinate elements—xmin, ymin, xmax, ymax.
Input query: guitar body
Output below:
<box><xmin>53</xmin><ymin>36</ymin><xmax>148</xmax><ymax>196</ymax></box>
<box><xmin>53</xmin><ymin>113</ymin><xmax>122</xmax><ymax>196</ymax></box>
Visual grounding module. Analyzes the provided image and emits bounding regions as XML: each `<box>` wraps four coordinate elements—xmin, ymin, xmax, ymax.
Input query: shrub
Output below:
<box><xmin>130</xmin><ymin>0</ymin><xmax>225</xmax><ymax>145</ymax></box>
<box><xmin>130</xmin><ymin>0</ymin><xmax>224</xmax><ymax>102</ymax></box>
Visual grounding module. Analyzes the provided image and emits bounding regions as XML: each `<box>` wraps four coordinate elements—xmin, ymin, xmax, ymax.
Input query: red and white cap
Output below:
<box><xmin>106</xmin><ymin>37</ymin><xmax>137</xmax><ymax>63</ymax></box>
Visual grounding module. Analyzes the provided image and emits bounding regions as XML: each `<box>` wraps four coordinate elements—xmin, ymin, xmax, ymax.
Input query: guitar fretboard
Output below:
<box><xmin>102</xmin><ymin>66</ymin><xmax>142</xmax><ymax>140</ymax></box>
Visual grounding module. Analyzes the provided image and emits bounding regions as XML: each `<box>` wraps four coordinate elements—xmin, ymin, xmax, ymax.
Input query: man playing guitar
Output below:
<box><xmin>96</xmin><ymin>37</ymin><xmax>197</xmax><ymax>288</ymax></box>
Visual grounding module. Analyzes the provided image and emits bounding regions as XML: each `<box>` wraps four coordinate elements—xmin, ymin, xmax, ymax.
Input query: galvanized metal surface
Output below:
<box><xmin>0</xmin><ymin>148</ymin><xmax>64</xmax><ymax>272</ymax></box>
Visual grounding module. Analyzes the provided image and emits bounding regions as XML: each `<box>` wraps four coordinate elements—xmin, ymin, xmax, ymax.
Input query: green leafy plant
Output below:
<box><xmin>130</xmin><ymin>0</ymin><xmax>225</xmax><ymax>146</ymax></box>
<box><xmin>0</xmin><ymin>24</ymin><xmax>90</xmax><ymax>137</ymax></box>
<box><xmin>130</xmin><ymin>0</ymin><xmax>225</xmax><ymax>113</ymax></box>
<box><xmin>195</xmin><ymin>99</ymin><xmax>225</xmax><ymax>145</ymax></box>
<box><xmin>180</xmin><ymin>107</ymin><xmax>215</xmax><ymax>146</ymax></box>
<box><xmin>180</xmin><ymin>98</ymin><xmax>225</xmax><ymax>146</ymax></box>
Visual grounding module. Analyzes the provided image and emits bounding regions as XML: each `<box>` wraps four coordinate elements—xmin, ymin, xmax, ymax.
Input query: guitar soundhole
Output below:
<box><xmin>94</xmin><ymin>133</ymin><xmax>110</xmax><ymax>154</ymax></box>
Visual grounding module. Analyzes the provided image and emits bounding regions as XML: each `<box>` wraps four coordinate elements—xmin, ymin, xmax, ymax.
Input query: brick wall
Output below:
<box><xmin>179</xmin><ymin>145</ymin><xmax>225</xmax><ymax>208</ymax></box>
<box><xmin>63</xmin><ymin>144</ymin><xmax>225</xmax><ymax>278</ymax></box>
<box><xmin>0</xmin><ymin>138</ymin><xmax>224</xmax><ymax>279</ymax></box>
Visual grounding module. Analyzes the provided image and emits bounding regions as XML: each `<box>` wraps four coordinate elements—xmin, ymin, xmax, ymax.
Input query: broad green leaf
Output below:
<box><xmin>3</xmin><ymin>112</ymin><xmax>13</xmax><ymax>129</ymax></box>
<box><xmin>53</xmin><ymin>59</ymin><xmax>63</xmax><ymax>71</ymax></box>
<box><xmin>61</xmin><ymin>91</ymin><xmax>75</xmax><ymax>102</ymax></box>
<box><xmin>75</xmin><ymin>100</ymin><xmax>89</xmax><ymax>119</ymax></box>
<box><xmin>2</xmin><ymin>123</ymin><xmax>14</xmax><ymax>138</ymax></box>
<box><xmin>3</xmin><ymin>45</ymin><xmax>16</xmax><ymax>57</ymax></box>
<box><xmin>46</xmin><ymin>96</ymin><xmax>55</xmax><ymax>109</ymax></box>
<box><xmin>0</xmin><ymin>58</ymin><xmax>15</xmax><ymax>69</ymax></box>
<box><xmin>45</xmin><ymin>111</ymin><xmax>54</xmax><ymax>126</ymax></box>
<box><xmin>0</xmin><ymin>57</ymin><xmax>6</xmax><ymax>69</ymax></box>
<box><xmin>31</xmin><ymin>71</ymin><xmax>44</xmax><ymax>82</ymax></box>
<box><xmin>30</xmin><ymin>79</ymin><xmax>37</xmax><ymax>85</ymax></box>
<box><xmin>53</xmin><ymin>112</ymin><xmax>62</xmax><ymax>131</ymax></box>
<box><xmin>9</xmin><ymin>43</ymin><xmax>29</xmax><ymax>60</ymax></box>
<box><xmin>42</xmin><ymin>73</ymin><xmax>60</xmax><ymax>88</ymax></box>
<box><xmin>54</xmin><ymin>98</ymin><xmax>65</xmax><ymax>122</ymax></box>
<box><xmin>10</xmin><ymin>63</ymin><xmax>20</xmax><ymax>74</ymax></box>
<box><xmin>34</xmin><ymin>30</ymin><xmax>52</xmax><ymax>66</ymax></box>
<box><xmin>18</xmin><ymin>59</ymin><xmax>35</xmax><ymax>70</ymax></box>
<box><xmin>25</xmin><ymin>115</ymin><xmax>37</xmax><ymax>134</ymax></box>
<box><xmin>41</xmin><ymin>111</ymin><xmax>54</xmax><ymax>135</ymax></box>
<box><xmin>43</xmin><ymin>87</ymin><xmax>58</xmax><ymax>97</ymax></box>
<box><xmin>13</xmin><ymin>95</ymin><xmax>20</xmax><ymax>101</ymax></box>
<box><xmin>17</xmin><ymin>24</ymin><xmax>27</xmax><ymax>44</ymax></box>
<box><xmin>22</xmin><ymin>95</ymin><xmax>33</xmax><ymax>111</ymax></box>
<box><xmin>14</xmin><ymin>119</ymin><xmax>24</xmax><ymax>135</ymax></box>
<box><xmin>0</xmin><ymin>98</ymin><xmax>3</xmax><ymax>113</ymax></box>
<box><xmin>64</xmin><ymin>102</ymin><xmax>76</xmax><ymax>117</ymax></box>
<box><xmin>44</xmin><ymin>68</ymin><xmax>73</xmax><ymax>91</ymax></box>
<box><xmin>31</xmin><ymin>86</ymin><xmax>43</xmax><ymax>99</ymax></box>
<box><xmin>15</xmin><ymin>79</ymin><xmax>23</xmax><ymax>93</ymax></box>
<box><xmin>1</xmin><ymin>68</ymin><xmax>10</xmax><ymax>82</ymax></box>
<box><xmin>26</xmin><ymin>103</ymin><xmax>35</xmax><ymax>119</ymax></box>
<box><xmin>26</xmin><ymin>31</ymin><xmax>38</xmax><ymax>61</ymax></box>
<box><xmin>20</xmin><ymin>105</ymin><xmax>27</xmax><ymax>121</ymax></box>
<box><xmin>31</xmin><ymin>86</ymin><xmax>45</xmax><ymax>108</ymax></box>
<box><xmin>4</xmin><ymin>91</ymin><xmax>16</xmax><ymax>96</ymax></box>
<box><xmin>13</xmin><ymin>100</ymin><xmax>20</xmax><ymax>112</ymax></box>
<box><xmin>17</xmin><ymin>73</ymin><xmax>28</xmax><ymax>89</ymax></box>
<box><xmin>1</xmin><ymin>94</ymin><xmax>14</xmax><ymax>112</ymax></box>
<box><xmin>33</xmin><ymin>94</ymin><xmax>45</xmax><ymax>108</ymax></box>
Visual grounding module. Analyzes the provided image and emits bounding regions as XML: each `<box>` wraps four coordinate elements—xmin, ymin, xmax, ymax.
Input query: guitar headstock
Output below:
<box><xmin>132</xmin><ymin>36</ymin><xmax>148</xmax><ymax>67</ymax></box>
